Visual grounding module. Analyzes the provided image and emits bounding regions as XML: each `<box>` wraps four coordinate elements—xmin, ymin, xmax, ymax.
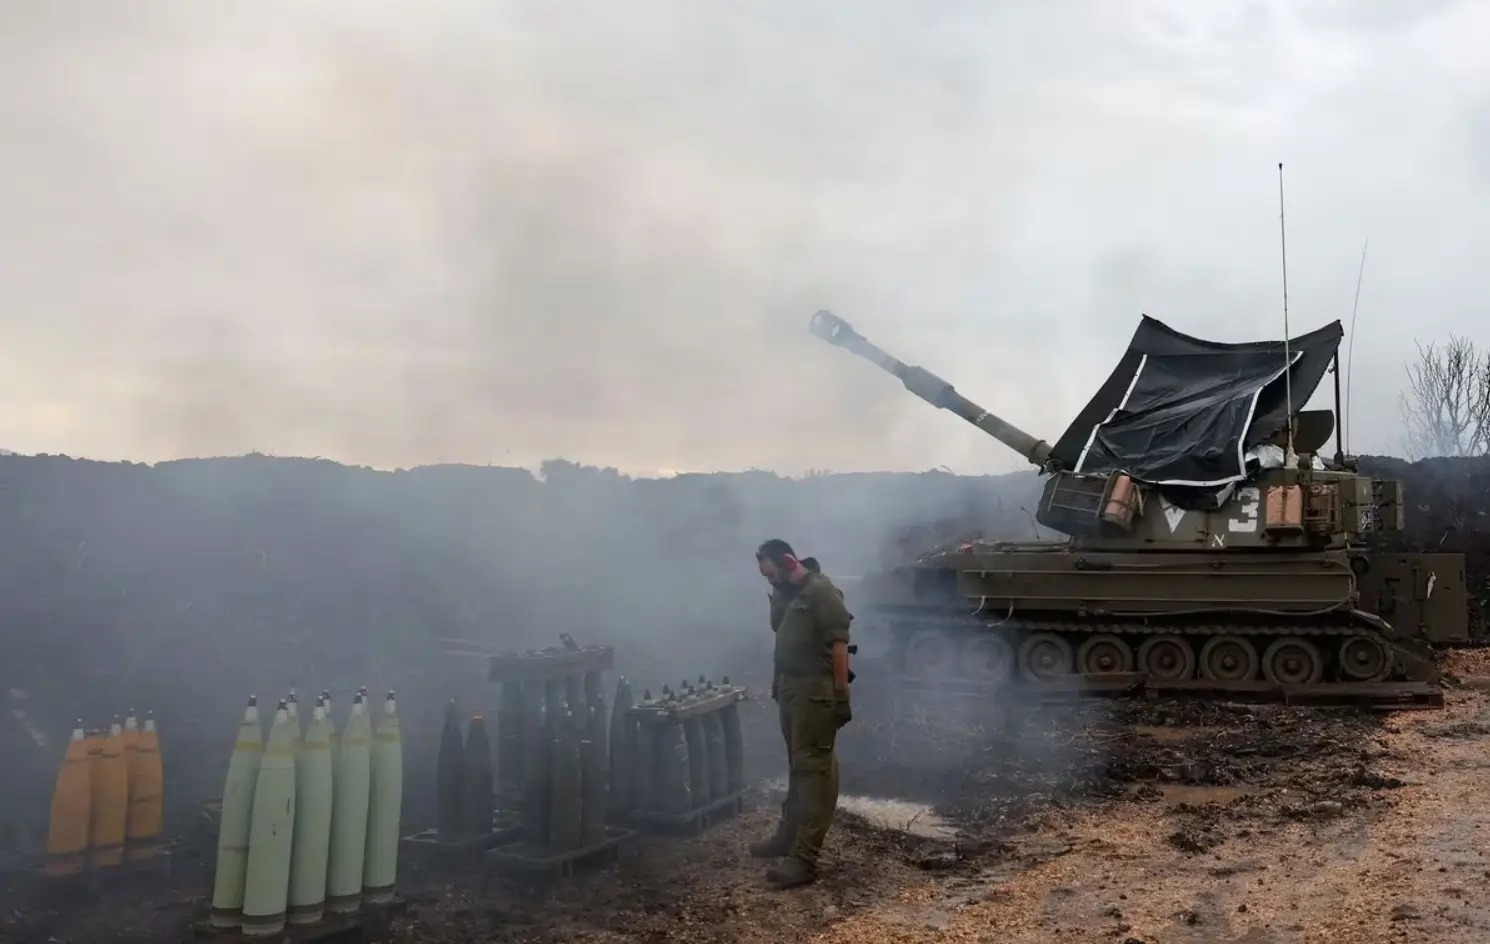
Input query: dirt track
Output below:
<box><xmin>13</xmin><ymin>657</ymin><xmax>1490</xmax><ymax>943</ymax></box>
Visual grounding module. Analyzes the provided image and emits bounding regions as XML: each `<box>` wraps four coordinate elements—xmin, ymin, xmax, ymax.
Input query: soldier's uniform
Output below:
<box><xmin>756</xmin><ymin>571</ymin><xmax>851</xmax><ymax>885</ymax></box>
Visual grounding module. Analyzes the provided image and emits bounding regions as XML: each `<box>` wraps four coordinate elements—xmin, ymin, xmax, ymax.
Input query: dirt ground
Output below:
<box><xmin>13</xmin><ymin>656</ymin><xmax>1490</xmax><ymax>944</ymax></box>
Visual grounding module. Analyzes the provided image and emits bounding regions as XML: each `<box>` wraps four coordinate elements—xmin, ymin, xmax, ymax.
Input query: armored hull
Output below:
<box><xmin>856</xmin><ymin>540</ymin><xmax>1451</xmax><ymax>699</ymax></box>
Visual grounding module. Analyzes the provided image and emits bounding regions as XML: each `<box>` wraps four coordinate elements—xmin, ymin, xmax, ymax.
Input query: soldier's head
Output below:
<box><xmin>756</xmin><ymin>538</ymin><xmax>806</xmax><ymax>586</ymax></box>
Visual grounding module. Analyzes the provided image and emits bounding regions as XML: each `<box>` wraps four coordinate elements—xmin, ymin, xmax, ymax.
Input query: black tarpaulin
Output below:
<box><xmin>1049</xmin><ymin>316</ymin><xmax>1344</xmax><ymax>488</ymax></box>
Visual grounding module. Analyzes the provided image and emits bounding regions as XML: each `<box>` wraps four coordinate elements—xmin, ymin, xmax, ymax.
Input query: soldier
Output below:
<box><xmin>750</xmin><ymin>539</ymin><xmax>852</xmax><ymax>889</ymax></box>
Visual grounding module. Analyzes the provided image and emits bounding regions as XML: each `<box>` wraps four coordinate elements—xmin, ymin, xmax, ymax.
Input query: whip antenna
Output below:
<box><xmin>1278</xmin><ymin>162</ymin><xmax>1295</xmax><ymax>460</ymax></box>
<box><xmin>1344</xmin><ymin>239</ymin><xmax>1369</xmax><ymax>455</ymax></box>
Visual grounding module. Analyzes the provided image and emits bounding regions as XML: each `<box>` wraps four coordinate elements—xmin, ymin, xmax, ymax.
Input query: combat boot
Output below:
<box><xmin>748</xmin><ymin>825</ymin><xmax>793</xmax><ymax>858</ymax></box>
<box><xmin>749</xmin><ymin>800</ymin><xmax>795</xmax><ymax>858</ymax></box>
<box><xmin>765</xmin><ymin>857</ymin><xmax>817</xmax><ymax>889</ymax></box>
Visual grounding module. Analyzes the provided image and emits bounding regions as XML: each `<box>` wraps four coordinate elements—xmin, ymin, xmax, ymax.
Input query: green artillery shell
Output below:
<box><xmin>497</xmin><ymin>681</ymin><xmax>523</xmax><ymax>797</ymax></box>
<box><xmin>659</xmin><ymin>721</ymin><xmax>693</xmax><ymax>816</ymax></box>
<box><xmin>520</xmin><ymin>685</ymin><xmax>548</xmax><ymax>846</ymax></box>
<box><xmin>548</xmin><ymin>712</ymin><xmax>584</xmax><ymax>851</ymax></box>
<box><xmin>210</xmin><ymin>696</ymin><xmax>263</xmax><ymax>928</ymax></box>
<box><xmin>721</xmin><ymin>703</ymin><xmax>744</xmax><ymax>794</ymax></box>
<box><xmin>580</xmin><ymin>700</ymin><xmax>608</xmax><ymax>845</ymax></box>
<box><xmin>682</xmin><ymin>717</ymin><xmax>710</xmax><ymax>808</ymax></box>
<box><xmin>436</xmin><ymin>700</ymin><xmax>465</xmax><ymax>841</ymax></box>
<box><xmin>702</xmin><ymin>710</ymin><xmax>729</xmax><ymax>802</ymax></box>
<box><xmin>287</xmin><ymin>702</ymin><xmax>333</xmax><ymax>925</ymax></box>
<box><xmin>363</xmin><ymin>692</ymin><xmax>403</xmax><ymax>905</ymax></box>
<box><xmin>241</xmin><ymin>702</ymin><xmax>297</xmax><ymax>937</ymax></box>
<box><xmin>463</xmin><ymin>710</ymin><xmax>495</xmax><ymax>837</ymax></box>
<box><xmin>326</xmin><ymin>694</ymin><xmax>372</xmax><ymax>915</ymax></box>
<box><xmin>607</xmin><ymin>678</ymin><xmax>634</xmax><ymax>815</ymax></box>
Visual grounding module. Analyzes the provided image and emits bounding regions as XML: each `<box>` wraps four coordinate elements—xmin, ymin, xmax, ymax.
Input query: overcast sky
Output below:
<box><xmin>1</xmin><ymin>1</ymin><xmax>1487</xmax><ymax>475</ymax></box>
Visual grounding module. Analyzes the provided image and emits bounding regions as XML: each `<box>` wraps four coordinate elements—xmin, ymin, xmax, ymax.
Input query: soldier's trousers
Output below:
<box><xmin>776</xmin><ymin>675</ymin><xmax>844</xmax><ymax>866</ymax></box>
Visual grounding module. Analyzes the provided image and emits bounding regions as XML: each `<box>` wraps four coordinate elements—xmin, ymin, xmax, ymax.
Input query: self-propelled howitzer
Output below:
<box><xmin>809</xmin><ymin>309</ymin><xmax>1464</xmax><ymax>705</ymax></box>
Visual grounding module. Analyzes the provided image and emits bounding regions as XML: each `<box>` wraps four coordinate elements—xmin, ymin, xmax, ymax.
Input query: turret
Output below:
<box><xmin>808</xmin><ymin>310</ymin><xmax>1055</xmax><ymax>469</ymax></box>
<box><xmin>808</xmin><ymin>308</ymin><xmax>1406</xmax><ymax>551</ymax></box>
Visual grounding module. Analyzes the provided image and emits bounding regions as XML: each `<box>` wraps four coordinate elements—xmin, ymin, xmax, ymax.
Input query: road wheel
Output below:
<box><xmin>959</xmin><ymin>636</ymin><xmax>1015</xmax><ymax>685</ymax></box>
<box><xmin>1199</xmin><ymin>635</ymin><xmax>1260</xmax><ymax>682</ymax></box>
<box><xmin>1018</xmin><ymin>633</ymin><xmax>1073</xmax><ymax>682</ymax></box>
<box><xmin>1337</xmin><ymin>635</ymin><xmax>1392</xmax><ymax>683</ymax></box>
<box><xmin>1137</xmin><ymin>635</ymin><xmax>1196</xmax><ymax>682</ymax></box>
<box><xmin>1077</xmin><ymin>635</ymin><xmax>1134</xmax><ymax>675</ymax></box>
<box><xmin>901</xmin><ymin>630</ymin><xmax>959</xmax><ymax>680</ymax></box>
<box><xmin>1261</xmin><ymin>636</ymin><xmax>1325</xmax><ymax>686</ymax></box>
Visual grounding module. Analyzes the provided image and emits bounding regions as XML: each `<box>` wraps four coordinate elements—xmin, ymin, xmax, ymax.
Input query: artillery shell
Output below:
<box><xmin>520</xmin><ymin>685</ymin><xmax>548</xmax><ymax>845</ymax></box>
<box><xmin>463</xmin><ymin>710</ymin><xmax>494</xmax><ymax>836</ymax></box>
<box><xmin>721</xmin><ymin>703</ymin><xmax>744</xmax><ymax>794</ymax></box>
<box><xmin>682</xmin><ymin>717</ymin><xmax>710</xmax><ymax>808</ymax></box>
<box><xmin>363</xmin><ymin>692</ymin><xmax>403</xmax><ymax>905</ymax></box>
<box><xmin>633</xmin><ymin>716</ymin><xmax>658</xmax><ymax>813</ymax></box>
<box><xmin>435</xmin><ymin>701</ymin><xmax>464</xmax><ymax>841</ymax></box>
<box><xmin>548</xmin><ymin>712</ymin><xmax>585</xmax><ymax>851</ymax></box>
<box><xmin>702</xmin><ymin>710</ymin><xmax>729</xmax><ymax>802</ymax></box>
<box><xmin>580</xmin><ymin>700</ymin><xmax>608</xmax><ymax>844</ymax></box>
<box><xmin>608</xmin><ymin>679</ymin><xmax>635</xmax><ymax>815</ymax></box>
<box><xmin>658</xmin><ymin>721</ymin><xmax>692</xmax><ymax>816</ymax></box>
<box><xmin>497</xmin><ymin>681</ymin><xmax>523</xmax><ymax>795</ymax></box>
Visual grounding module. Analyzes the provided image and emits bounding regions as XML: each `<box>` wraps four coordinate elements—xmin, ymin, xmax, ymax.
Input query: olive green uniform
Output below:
<box><xmin>770</xmin><ymin>572</ymin><xmax>852</xmax><ymax>868</ymax></box>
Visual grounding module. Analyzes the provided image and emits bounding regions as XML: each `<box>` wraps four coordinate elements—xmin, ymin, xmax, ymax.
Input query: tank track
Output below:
<box><xmin>877</xmin><ymin>613</ymin><xmax>1443</xmax><ymax>708</ymax></box>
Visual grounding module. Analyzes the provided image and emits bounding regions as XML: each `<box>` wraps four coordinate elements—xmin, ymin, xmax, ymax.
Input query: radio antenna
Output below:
<box><xmin>1344</xmin><ymin>239</ymin><xmax>1369</xmax><ymax>455</ymax></box>
<box><xmin>1278</xmin><ymin>163</ymin><xmax>1295</xmax><ymax>459</ymax></box>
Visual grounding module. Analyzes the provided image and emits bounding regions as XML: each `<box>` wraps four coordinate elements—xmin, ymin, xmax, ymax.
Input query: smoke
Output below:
<box><xmin>0</xmin><ymin>0</ymin><xmax>1072</xmax><ymax>474</ymax></box>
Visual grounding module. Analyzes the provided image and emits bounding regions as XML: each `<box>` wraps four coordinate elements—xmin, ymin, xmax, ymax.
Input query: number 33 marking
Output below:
<box><xmin>1228</xmin><ymin>487</ymin><xmax>1261</xmax><ymax>533</ymax></box>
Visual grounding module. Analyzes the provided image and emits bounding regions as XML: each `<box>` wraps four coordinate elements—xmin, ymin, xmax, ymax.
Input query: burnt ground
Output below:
<box><xmin>1</xmin><ymin>674</ymin><xmax>1441</xmax><ymax>944</ymax></box>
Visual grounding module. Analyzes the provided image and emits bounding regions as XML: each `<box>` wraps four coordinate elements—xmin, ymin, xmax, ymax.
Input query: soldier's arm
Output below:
<box><xmin>811</xmin><ymin>585</ymin><xmax>853</xmax><ymax>692</ymax></box>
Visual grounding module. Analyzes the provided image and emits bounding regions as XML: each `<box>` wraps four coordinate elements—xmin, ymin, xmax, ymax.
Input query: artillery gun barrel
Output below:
<box><xmin>808</xmin><ymin>310</ymin><xmax>1053</xmax><ymax>468</ymax></box>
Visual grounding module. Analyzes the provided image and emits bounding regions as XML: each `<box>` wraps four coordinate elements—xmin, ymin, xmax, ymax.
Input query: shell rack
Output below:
<box><xmin>401</xmin><ymin>817</ymin><xmax>522</xmax><ymax>862</ymax></box>
<box><xmin>192</xmin><ymin>898</ymin><xmax>406</xmax><ymax>944</ymax></box>
<box><xmin>625</xmin><ymin>679</ymin><xmax>748</xmax><ymax>835</ymax></box>
<box><xmin>481</xmin><ymin>641</ymin><xmax>638</xmax><ymax>879</ymax></box>
<box><xmin>484</xmin><ymin>824</ymin><xmax>632</xmax><ymax>881</ymax></box>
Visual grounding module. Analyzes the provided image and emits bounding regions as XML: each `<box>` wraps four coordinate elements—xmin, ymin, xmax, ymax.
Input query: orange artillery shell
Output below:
<box><xmin>43</xmin><ymin>722</ymin><xmax>93</xmax><ymax>876</ymax></box>
<box><xmin>90</xmin><ymin>719</ymin><xmax>129</xmax><ymax>868</ymax></box>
